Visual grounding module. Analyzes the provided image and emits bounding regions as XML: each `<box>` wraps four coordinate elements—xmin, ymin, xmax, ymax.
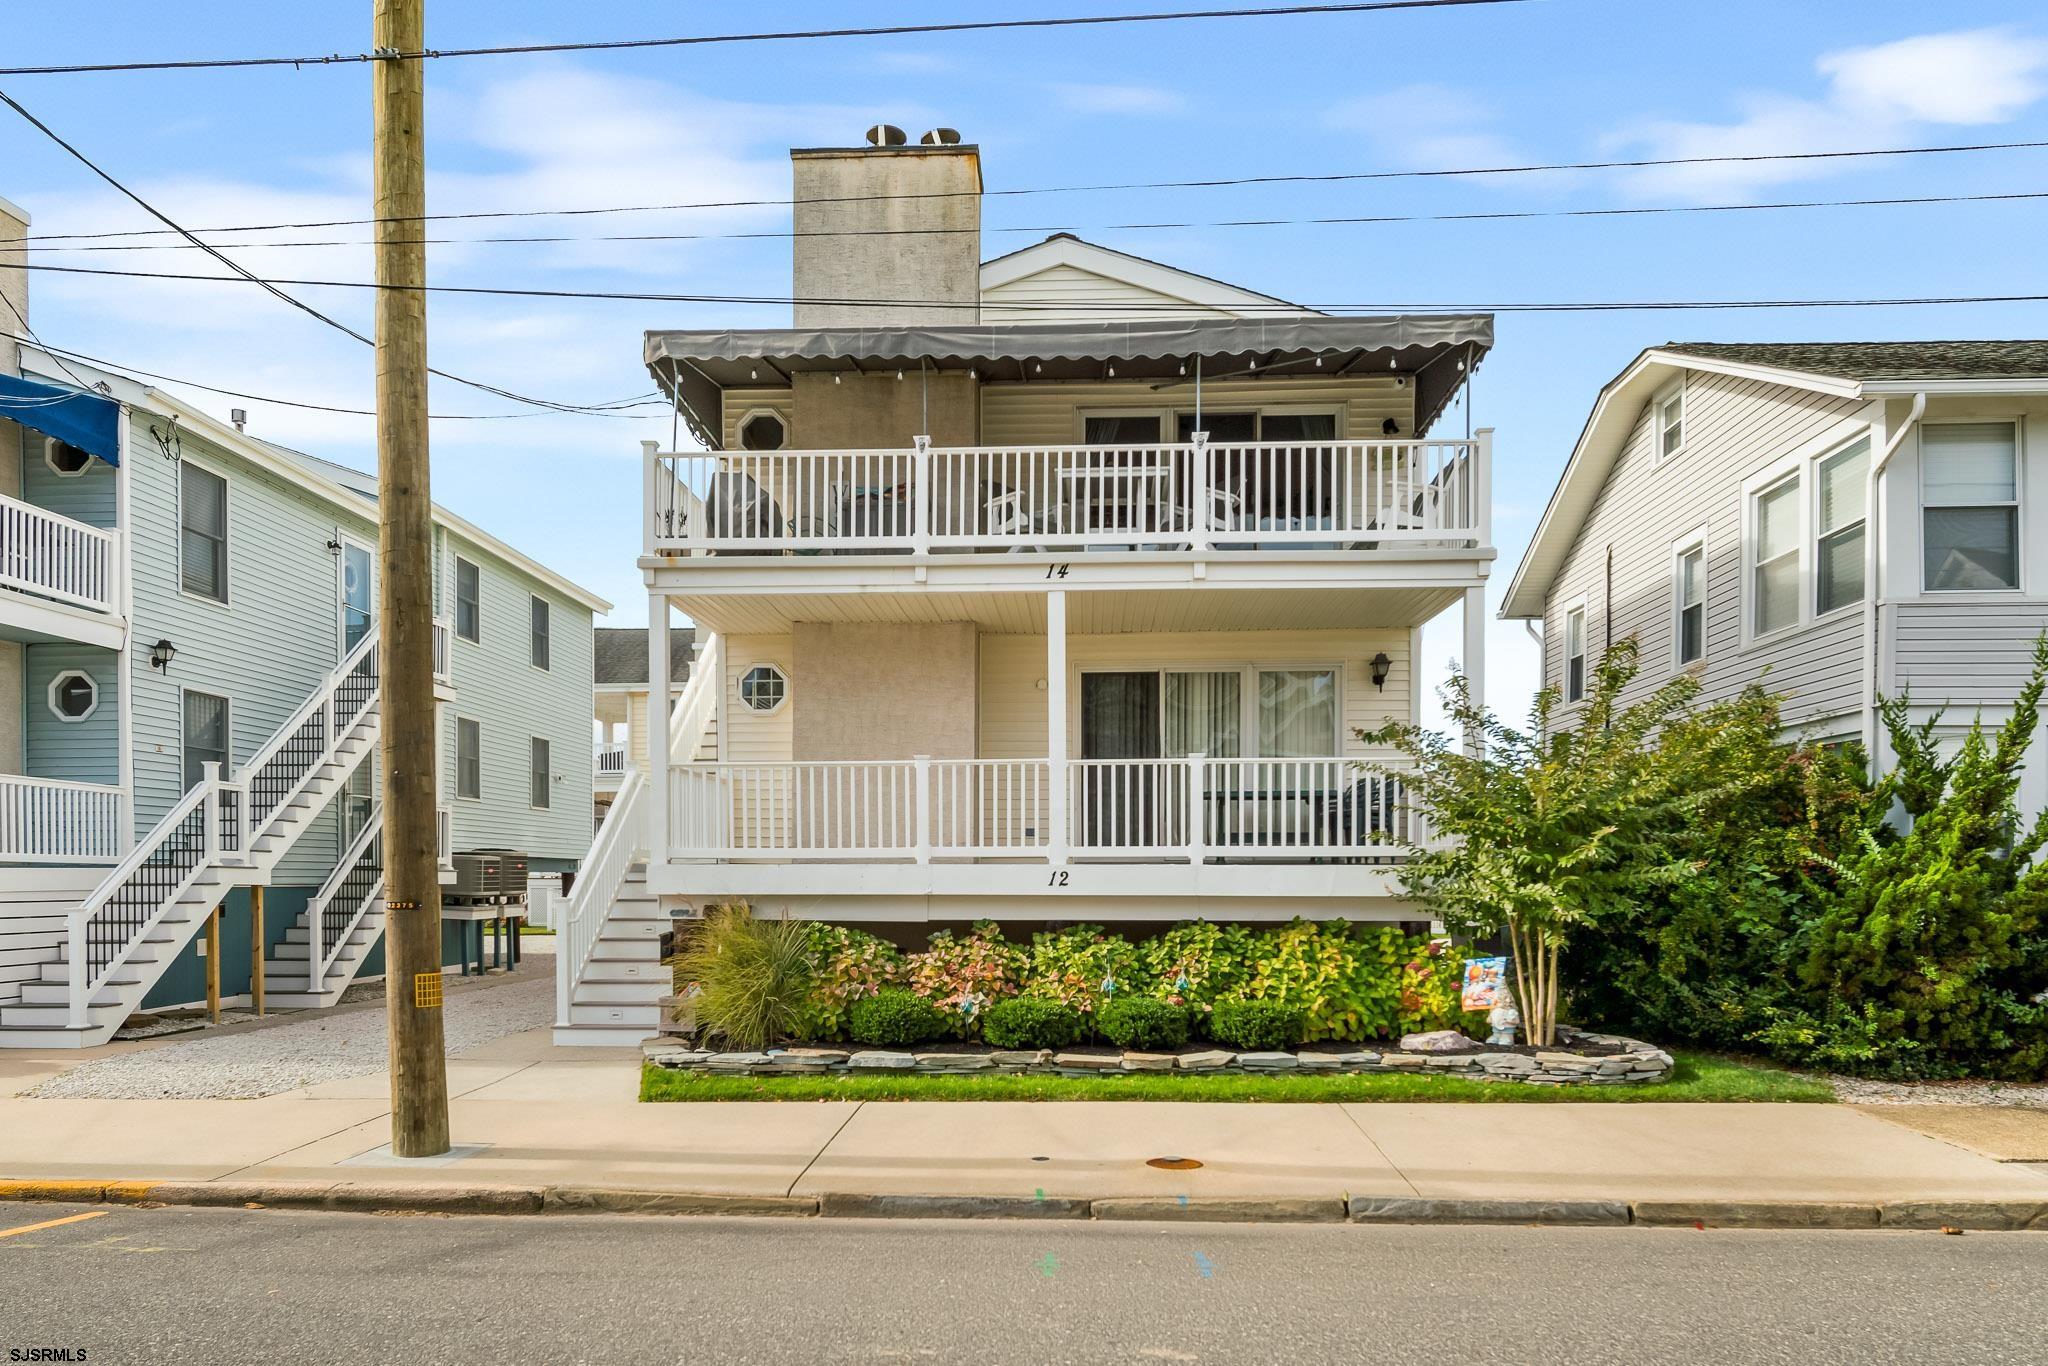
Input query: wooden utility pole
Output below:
<box><xmin>374</xmin><ymin>0</ymin><xmax>449</xmax><ymax>1157</ymax></box>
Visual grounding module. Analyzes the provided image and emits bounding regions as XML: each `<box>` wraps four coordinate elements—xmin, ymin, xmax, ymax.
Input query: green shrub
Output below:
<box><xmin>848</xmin><ymin>988</ymin><xmax>950</xmax><ymax>1048</ymax></box>
<box><xmin>980</xmin><ymin>995</ymin><xmax>1087</xmax><ymax>1050</ymax></box>
<box><xmin>906</xmin><ymin>920</ymin><xmax>1028</xmax><ymax>1037</ymax></box>
<box><xmin>1207</xmin><ymin>999</ymin><xmax>1304</xmax><ymax>1051</ymax></box>
<box><xmin>1096</xmin><ymin>997</ymin><xmax>1190</xmax><ymax>1050</ymax></box>
<box><xmin>1025</xmin><ymin>924</ymin><xmax>1150</xmax><ymax>1014</ymax></box>
<box><xmin>671</xmin><ymin>906</ymin><xmax>814</xmax><ymax>1050</ymax></box>
<box><xmin>797</xmin><ymin>923</ymin><xmax>905</xmax><ymax>1041</ymax></box>
<box><xmin>1139</xmin><ymin>921</ymin><xmax>1261</xmax><ymax>1016</ymax></box>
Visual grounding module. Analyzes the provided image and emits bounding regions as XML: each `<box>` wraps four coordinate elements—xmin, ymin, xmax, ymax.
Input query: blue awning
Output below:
<box><xmin>0</xmin><ymin>372</ymin><xmax>120</xmax><ymax>466</ymax></box>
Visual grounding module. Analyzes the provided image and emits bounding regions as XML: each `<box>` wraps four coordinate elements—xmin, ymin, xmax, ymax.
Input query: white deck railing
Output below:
<box><xmin>667</xmin><ymin>756</ymin><xmax>1427</xmax><ymax>863</ymax></box>
<box><xmin>647</xmin><ymin>436</ymin><xmax>1485</xmax><ymax>555</ymax></box>
<box><xmin>0</xmin><ymin>775</ymin><xmax>124</xmax><ymax>863</ymax></box>
<box><xmin>595</xmin><ymin>743</ymin><xmax>628</xmax><ymax>778</ymax></box>
<box><xmin>433</xmin><ymin>617</ymin><xmax>452</xmax><ymax>683</ymax></box>
<box><xmin>0</xmin><ymin>492</ymin><xmax>117</xmax><ymax>613</ymax></box>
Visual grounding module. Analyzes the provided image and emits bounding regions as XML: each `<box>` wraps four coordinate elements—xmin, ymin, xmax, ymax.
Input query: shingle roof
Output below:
<box><xmin>1661</xmin><ymin>340</ymin><xmax>2048</xmax><ymax>382</ymax></box>
<box><xmin>595</xmin><ymin>626</ymin><xmax>694</xmax><ymax>687</ymax></box>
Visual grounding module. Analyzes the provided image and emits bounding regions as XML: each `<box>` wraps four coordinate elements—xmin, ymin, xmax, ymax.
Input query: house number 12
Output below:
<box><xmin>1048</xmin><ymin>870</ymin><xmax>1070</xmax><ymax>887</ymax></box>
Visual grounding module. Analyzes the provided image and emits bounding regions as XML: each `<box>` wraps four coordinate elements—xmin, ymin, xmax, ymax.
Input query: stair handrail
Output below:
<box><xmin>309</xmin><ymin>806</ymin><xmax>385</xmax><ymax>994</ymax></box>
<box><xmin>557</xmin><ymin>767</ymin><xmax>644</xmax><ymax>1028</ymax></box>
<box><xmin>67</xmin><ymin>772</ymin><xmax>221</xmax><ymax>1028</ymax></box>
<box><xmin>240</xmin><ymin>633</ymin><xmax>381</xmax><ymax>847</ymax></box>
<box><xmin>669</xmin><ymin>632</ymin><xmax>721</xmax><ymax>763</ymax></box>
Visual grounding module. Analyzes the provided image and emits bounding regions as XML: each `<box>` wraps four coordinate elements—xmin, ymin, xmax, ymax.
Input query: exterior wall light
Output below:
<box><xmin>1369</xmin><ymin>652</ymin><xmax>1391</xmax><ymax>690</ymax></box>
<box><xmin>149</xmin><ymin>639</ymin><xmax>178</xmax><ymax>673</ymax></box>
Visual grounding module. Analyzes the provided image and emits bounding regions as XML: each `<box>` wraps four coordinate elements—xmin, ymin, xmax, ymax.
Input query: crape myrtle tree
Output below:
<box><xmin>1363</xmin><ymin>640</ymin><xmax>1807</xmax><ymax>1047</ymax></box>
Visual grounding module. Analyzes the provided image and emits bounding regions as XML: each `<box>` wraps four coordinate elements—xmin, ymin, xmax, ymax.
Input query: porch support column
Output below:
<box><xmin>647</xmin><ymin>593</ymin><xmax>671</xmax><ymax>870</ymax></box>
<box><xmin>1046</xmin><ymin>589</ymin><xmax>1068</xmax><ymax>864</ymax></box>
<box><xmin>1462</xmin><ymin>584</ymin><xmax>1487</xmax><ymax>756</ymax></box>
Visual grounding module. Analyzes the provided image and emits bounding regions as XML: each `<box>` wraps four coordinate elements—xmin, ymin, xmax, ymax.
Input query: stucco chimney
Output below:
<box><xmin>790</xmin><ymin>130</ymin><xmax>981</xmax><ymax>328</ymax></box>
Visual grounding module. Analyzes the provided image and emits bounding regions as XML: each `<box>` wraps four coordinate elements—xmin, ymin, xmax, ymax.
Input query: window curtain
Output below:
<box><xmin>1164</xmin><ymin>671</ymin><xmax>1240</xmax><ymax>758</ymax></box>
<box><xmin>1258</xmin><ymin>669</ymin><xmax>1338</xmax><ymax>757</ymax></box>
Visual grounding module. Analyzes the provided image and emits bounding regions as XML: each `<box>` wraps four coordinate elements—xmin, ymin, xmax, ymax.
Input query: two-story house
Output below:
<box><xmin>1504</xmin><ymin>341</ymin><xmax>2048</xmax><ymax>804</ymax></box>
<box><xmin>0</xmin><ymin>192</ymin><xmax>609</xmax><ymax>1045</ymax></box>
<box><xmin>554</xmin><ymin>128</ymin><xmax>1497</xmax><ymax>1044</ymax></box>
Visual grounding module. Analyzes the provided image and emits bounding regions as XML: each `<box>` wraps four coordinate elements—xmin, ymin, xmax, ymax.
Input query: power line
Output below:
<box><xmin>10</xmin><ymin>137</ymin><xmax>2046</xmax><ymax>248</ymax></box>
<box><xmin>0</xmin><ymin>1</ymin><xmax>1531</xmax><ymax>77</ymax></box>
<box><xmin>7</xmin><ymin>332</ymin><xmax>663</xmax><ymax>420</ymax></box>
<box><xmin>22</xmin><ymin>185</ymin><xmax>2048</xmax><ymax>255</ymax></box>
<box><xmin>0</xmin><ymin>86</ymin><xmax>669</xmax><ymax>416</ymax></box>
<box><xmin>13</xmin><ymin>258</ymin><xmax>2048</xmax><ymax>315</ymax></box>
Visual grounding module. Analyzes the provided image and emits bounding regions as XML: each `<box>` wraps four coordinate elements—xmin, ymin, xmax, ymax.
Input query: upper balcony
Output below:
<box><xmin>0</xmin><ymin>489</ymin><xmax>122</xmax><ymax>649</ymax></box>
<box><xmin>647</xmin><ymin>434</ymin><xmax>1486</xmax><ymax>558</ymax></box>
<box><xmin>637</xmin><ymin>313</ymin><xmax>1496</xmax><ymax>612</ymax></box>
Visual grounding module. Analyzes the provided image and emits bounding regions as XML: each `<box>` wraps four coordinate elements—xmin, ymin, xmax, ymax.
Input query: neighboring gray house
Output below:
<box><xmin>1504</xmin><ymin>340</ymin><xmax>2048</xmax><ymax>807</ymax></box>
<box><xmin>592</xmin><ymin>624</ymin><xmax>696</xmax><ymax>825</ymax></box>
<box><xmin>0</xmin><ymin>198</ymin><xmax>608</xmax><ymax>1044</ymax></box>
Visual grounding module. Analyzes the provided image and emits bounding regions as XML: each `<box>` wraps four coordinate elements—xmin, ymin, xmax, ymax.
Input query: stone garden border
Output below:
<box><xmin>642</xmin><ymin>1031</ymin><xmax>1675</xmax><ymax>1087</ymax></box>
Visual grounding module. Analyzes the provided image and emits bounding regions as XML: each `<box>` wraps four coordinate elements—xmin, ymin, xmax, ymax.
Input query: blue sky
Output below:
<box><xmin>4</xmin><ymin>0</ymin><xmax>2046</xmax><ymax>722</ymax></box>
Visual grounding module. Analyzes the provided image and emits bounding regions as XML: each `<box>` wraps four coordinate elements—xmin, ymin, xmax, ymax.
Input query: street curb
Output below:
<box><xmin>5</xmin><ymin>1181</ymin><xmax>2047</xmax><ymax>1230</ymax></box>
<box><xmin>1092</xmin><ymin>1197</ymin><xmax>1347</xmax><ymax>1223</ymax></box>
<box><xmin>544</xmin><ymin>1188</ymin><xmax>818</xmax><ymax>1217</ymax></box>
<box><xmin>1351</xmin><ymin>1197</ymin><xmax>1630</xmax><ymax>1226</ymax></box>
<box><xmin>1632</xmin><ymin>1201</ymin><xmax>1879</xmax><ymax>1230</ymax></box>
<box><xmin>819</xmin><ymin>1193</ymin><xmax>1091</xmax><ymax>1220</ymax></box>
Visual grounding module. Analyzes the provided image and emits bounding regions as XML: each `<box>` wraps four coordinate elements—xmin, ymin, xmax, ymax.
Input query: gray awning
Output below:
<box><xmin>645</xmin><ymin>315</ymin><xmax>1491</xmax><ymax>447</ymax></box>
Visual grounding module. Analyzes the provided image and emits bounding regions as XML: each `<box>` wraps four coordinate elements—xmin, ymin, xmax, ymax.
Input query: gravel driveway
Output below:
<box><xmin>28</xmin><ymin>949</ymin><xmax>556</xmax><ymax>1101</ymax></box>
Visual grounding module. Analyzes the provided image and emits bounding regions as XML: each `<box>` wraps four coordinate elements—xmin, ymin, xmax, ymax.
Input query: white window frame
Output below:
<box><xmin>180</xmin><ymin>687</ymin><xmax>232</xmax><ymax>792</ymax></box>
<box><xmin>1813</xmin><ymin>436</ymin><xmax>1872</xmax><ymax>621</ymax></box>
<box><xmin>335</xmin><ymin>533</ymin><xmax>376</xmax><ymax>659</ymax></box>
<box><xmin>1670</xmin><ymin>532</ymin><xmax>1707</xmax><ymax>668</ymax></box>
<box><xmin>47</xmin><ymin>668</ymin><xmax>99</xmax><ymax>723</ymax></box>
<box><xmin>1652</xmin><ymin>378</ymin><xmax>1685</xmax><ymax>464</ymax></box>
<box><xmin>454</xmin><ymin>556</ymin><xmax>481</xmax><ymax>643</ymax></box>
<box><xmin>737</xmin><ymin>663</ymin><xmax>789</xmax><ymax>716</ymax></box>
<box><xmin>1561</xmin><ymin>600</ymin><xmax>1588</xmax><ymax>703</ymax></box>
<box><xmin>42</xmin><ymin>436</ymin><xmax>92</xmax><ymax>478</ymax></box>
<box><xmin>455</xmin><ymin>715</ymin><xmax>482</xmax><ymax>801</ymax></box>
<box><xmin>734</xmin><ymin>408</ymin><xmax>788</xmax><ymax>452</ymax></box>
<box><xmin>1919</xmin><ymin>418</ymin><xmax>2024</xmax><ymax>597</ymax></box>
<box><xmin>1744</xmin><ymin>464</ymin><xmax>1806</xmax><ymax>645</ymax></box>
<box><xmin>529</xmin><ymin>593</ymin><xmax>551</xmax><ymax>671</ymax></box>
<box><xmin>177</xmin><ymin>456</ymin><xmax>231</xmax><ymax>607</ymax></box>
<box><xmin>529</xmin><ymin>736</ymin><xmax>552</xmax><ymax>810</ymax></box>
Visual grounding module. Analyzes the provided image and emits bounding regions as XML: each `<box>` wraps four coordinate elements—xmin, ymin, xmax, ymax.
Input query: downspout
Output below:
<box><xmin>1863</xmin><ymin>391</ymin><xmax>1927</xmax><ymax>759</ymax></box>
<box><xmin>115</xmin><ymin>403</ymin><xmax>135</xmax><ymax>853</ymax></box>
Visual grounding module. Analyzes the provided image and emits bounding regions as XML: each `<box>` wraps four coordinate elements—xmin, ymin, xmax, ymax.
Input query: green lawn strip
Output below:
<box><xmin>639</xmin><ymin>1051</ymin><xmax>1831</xmax><ymax>1104</ymax></box>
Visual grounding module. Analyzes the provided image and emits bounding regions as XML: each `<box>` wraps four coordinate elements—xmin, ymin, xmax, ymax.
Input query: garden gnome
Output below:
<box><xmin>1487</xmin><ymin>989</ymin><xmax>1520</xmax><ymax>1047</ymax></box>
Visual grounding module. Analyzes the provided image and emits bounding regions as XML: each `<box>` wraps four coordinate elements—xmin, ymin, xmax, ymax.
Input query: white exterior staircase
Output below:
<box><xmin>260</xmin><ymin>808</ymin><xmax>385</xmax><ymax>1009</ymax></box>
<box><xmin>0</xmin><ymin>637</ymin><xmax>381</xmax><ymax>1048</ymax></box>
<box><xmin>554</xmin><ymin>633</ymin><xmax>720</xmax><ymax>1046</ymax></box>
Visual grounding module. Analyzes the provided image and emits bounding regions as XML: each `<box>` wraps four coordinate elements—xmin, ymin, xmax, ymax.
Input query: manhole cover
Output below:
<box><xmin>1146</xmin><ymin>1156</ymin><xmax>1203</xmax><ymax>1170</ymax></box>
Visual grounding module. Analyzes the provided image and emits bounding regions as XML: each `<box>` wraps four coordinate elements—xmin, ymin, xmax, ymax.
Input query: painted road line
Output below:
<box><xmin>0</xmin><ymin>1210</ymin><xmax>110</xmax><ymax>1240</ymax></box>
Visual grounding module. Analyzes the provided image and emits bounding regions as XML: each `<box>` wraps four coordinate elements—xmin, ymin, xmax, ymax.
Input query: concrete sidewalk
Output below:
<box><xmin>2</xmin><ymin>1027</ymin><xmax>2045</xmax><ymax>1218</ymax></box>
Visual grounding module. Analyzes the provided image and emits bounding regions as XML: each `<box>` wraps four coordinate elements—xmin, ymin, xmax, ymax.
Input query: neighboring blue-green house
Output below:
<box><xmin>0</xmin><ymin>319</ymin><xmax>608</xmax><ymax>1044</ymax></box>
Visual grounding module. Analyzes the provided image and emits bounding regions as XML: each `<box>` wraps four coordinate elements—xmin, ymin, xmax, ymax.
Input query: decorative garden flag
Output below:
<box><xmin>1461</xmin><ymin>956</ymin><xmax>1508</xmax><ymax>1012</ymax></box>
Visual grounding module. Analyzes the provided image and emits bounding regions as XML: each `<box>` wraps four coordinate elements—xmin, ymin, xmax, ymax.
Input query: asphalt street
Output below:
<box><xmin>0</xmin><ymin>1202</ymin><xmax>2042</xmax><ymax>1365</ymax></box>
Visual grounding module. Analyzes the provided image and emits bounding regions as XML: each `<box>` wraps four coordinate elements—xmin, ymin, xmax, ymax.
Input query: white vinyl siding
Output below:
<box><xmin>1541</xmin><ymin>368</ymin><xmax>1870</xmax><ymax>730</ymax></box>
<box><xmin>1922</xmin><ymin>421</ymin><xmax>2020</xmax><ymax>592</ymax></box>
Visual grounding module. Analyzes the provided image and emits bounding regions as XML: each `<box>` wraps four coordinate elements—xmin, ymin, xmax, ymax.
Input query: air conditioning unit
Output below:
<box><xmin>448</xmin><ymin>849</ymin><xmax>529</xmax><ymax>904</ymax></box>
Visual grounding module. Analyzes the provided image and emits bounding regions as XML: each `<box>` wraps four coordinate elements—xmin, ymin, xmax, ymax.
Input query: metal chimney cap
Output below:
<box><xmin>865</xmin><ymin>123</ymin><xmax>907</xmax><ymax>147</ymax></box>
<box><xmin>920</xmin><ymin>127</ymin><xmax>962</xmax><ymax>146</ymax></box>
<box><xmin>230</xmin><ymin>408</ymin><xmax>247</xmax><ymax>430</ymax></box>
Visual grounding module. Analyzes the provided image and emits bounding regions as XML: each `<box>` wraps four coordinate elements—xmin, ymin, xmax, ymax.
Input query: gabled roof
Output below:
<box><xmin>595</xmin><ymin>625</ymin><xmax>694</xmax><ymax>687</ymax></box>
<box><xmin>20</xmin><ymin>348</ymin><xmax>613</xmax><ymax>614</ymax></box>
<box><xmin>1501</xmin><ymin>339</ymin><xmax>2048</xmax><ymax>620</ymax></box>
<box><xmin>979</xmin><ymin>233</ymin><xmax>1316</xmax><ymax>318</ymax></box>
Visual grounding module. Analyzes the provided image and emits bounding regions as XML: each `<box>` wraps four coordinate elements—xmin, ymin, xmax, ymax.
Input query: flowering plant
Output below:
<box><xmin>798</xmin><ymin>923</ymin><xmax>906</xmax><ymax>1040</ymax></box>
<box><xmin>906</xmin><ymin>920</ymin><xmax>1026</xmax><ymax>1036</ymax></box>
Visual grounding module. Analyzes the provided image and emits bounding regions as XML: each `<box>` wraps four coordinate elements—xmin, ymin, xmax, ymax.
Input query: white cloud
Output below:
<box><xmin>1322</xmin><ymin>84</ymin><xmax>1540</xmax><ymax>186</ymax></box>
<box><xmin>1610</xmin><ymin>26</ymin><xmax>2048</xmax><ymax>198</ymax></box>
<box><xmin>1051</xmin><ymin>83</ymin><xmax>1187</xmax><ymax>116</ymax></box>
